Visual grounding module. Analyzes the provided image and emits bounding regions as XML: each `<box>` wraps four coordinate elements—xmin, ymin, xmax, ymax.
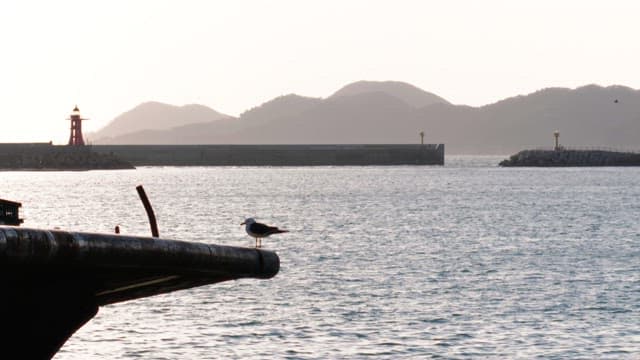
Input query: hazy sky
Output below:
<box><xmin>2</xmin><ymin>0</ymin><xmax>640</xmax><ymax>143</ymax></box>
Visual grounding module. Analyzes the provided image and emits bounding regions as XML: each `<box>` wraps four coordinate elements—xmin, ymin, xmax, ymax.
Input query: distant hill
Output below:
<box><xmin>240</xmin><ymin>94</ymin><xmax>323</xmax><ymax>124</ymax></box>
<box><xmin>230</xmin><ymin>91</ymin><xmax>418</xmax><ymax>144</ymax></box>
<box><xmin>92</xmin><ymin>82</ymin><xmax>640</xmax><ymax>154</ymax></box>
<box><xmin>416</xmin><ymin>84</ymin><xmax>640</xmax><ymax>153</ymax></box>
<box><xmin>89</xmin><ymin>102</ymin><xmax>231</xmax><ymax>143</ymax></box>
<box><xmin>330</xmin><ymin>80</ymin><xmax>449</xmax><ymax>108</ymax></box>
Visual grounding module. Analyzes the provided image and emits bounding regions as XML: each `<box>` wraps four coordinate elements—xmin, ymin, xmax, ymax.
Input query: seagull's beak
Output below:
<box><xmin>240</xmin><ymin>221</ymin><xmax>245</xmax><ymax>226</ymax></box>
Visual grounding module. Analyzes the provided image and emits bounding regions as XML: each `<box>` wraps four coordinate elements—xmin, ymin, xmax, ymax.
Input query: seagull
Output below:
<box><xmin>241</xmin><ymin>218</ymin><xmax>288</xmax><ymax>248</ymax></box>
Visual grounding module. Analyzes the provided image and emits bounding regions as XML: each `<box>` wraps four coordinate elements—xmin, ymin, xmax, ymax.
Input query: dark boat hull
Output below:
<box><xmin>0</xmin><ymin>226</ymin><xmax>279</xmax><ymax>359</ymax></box>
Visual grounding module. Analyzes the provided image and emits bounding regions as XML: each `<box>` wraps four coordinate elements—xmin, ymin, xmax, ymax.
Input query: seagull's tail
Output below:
<box><xmin>274</xmin><ymin>229</ymin><xmax>289</xmax><ymax>234</ymax></box>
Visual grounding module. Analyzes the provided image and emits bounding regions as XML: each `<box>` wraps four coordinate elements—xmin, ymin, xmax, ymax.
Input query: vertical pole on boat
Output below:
<box><xmin>136</xmin><ymin>185</ymin><xmax>159</xmax><ymax>237</ymax></box>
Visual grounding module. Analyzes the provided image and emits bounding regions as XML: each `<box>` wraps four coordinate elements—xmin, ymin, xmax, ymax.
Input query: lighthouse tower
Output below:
<box><xmin>67</xmin><ymin>105</ymin><xmax>87</xmax><ymax>146</ymax></box>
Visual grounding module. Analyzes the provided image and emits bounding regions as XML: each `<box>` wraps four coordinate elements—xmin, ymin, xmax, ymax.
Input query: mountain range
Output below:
<box><xmin>89</xmin><ymin>80</ymin><xmax>640</xmax><ymax>154</ymax></box>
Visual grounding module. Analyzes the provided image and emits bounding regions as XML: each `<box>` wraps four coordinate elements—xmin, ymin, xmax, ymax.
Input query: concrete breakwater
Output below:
<box><xmin>92</xmin><ymin>144</ymin><xmax>445</xmax><ymax>166</ymax></box>
<box><xmin>0</xmin><ymin>143</ymin><xmax>134</xmax><ymax>170</ymax></box>
<box><xmin>500</xmin><ymin>149</ymin><xmax>640</xmax><ymax>167</ymax></box>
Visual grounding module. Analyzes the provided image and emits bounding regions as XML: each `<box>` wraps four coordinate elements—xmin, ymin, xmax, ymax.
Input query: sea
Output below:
<box><xmin>2</xmin><ymin>155</ymin><xmax>639</xmax><ymax>359</ymax></box>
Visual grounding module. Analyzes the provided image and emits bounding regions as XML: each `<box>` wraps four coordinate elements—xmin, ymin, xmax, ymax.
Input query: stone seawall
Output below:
<box><xmin>92</xmin><ymin>144</ymin><xmax>445</xmax><ymax>166</ymax></box>
<box><xmin>0</xmin><ymin>143</ymin><xmax>133</xmax><ymax>170</ymax></box>
<box><xmin>500</xmin><ymin>149</ymin><xmax>640</xmax><ymax>167</ymax></box>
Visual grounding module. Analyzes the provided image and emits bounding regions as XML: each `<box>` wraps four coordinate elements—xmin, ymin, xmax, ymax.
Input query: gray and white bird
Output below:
<box><xmin>241</xmin><ymin>218</ymin><xmax>288</xmax><ymax>248</ymax></box>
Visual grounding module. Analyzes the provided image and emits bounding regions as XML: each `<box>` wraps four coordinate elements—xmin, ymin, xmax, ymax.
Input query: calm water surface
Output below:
<box><xmin>2</xmin><ymin>156</ymin><xmax>639</xmax><ymax>359</ymax></box>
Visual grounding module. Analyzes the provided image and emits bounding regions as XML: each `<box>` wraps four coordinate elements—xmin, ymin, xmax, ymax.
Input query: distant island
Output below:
<box><xmin>88</xmin><ymin>81</ymin><xmax>640</xmax><ymax>155</ymax></box>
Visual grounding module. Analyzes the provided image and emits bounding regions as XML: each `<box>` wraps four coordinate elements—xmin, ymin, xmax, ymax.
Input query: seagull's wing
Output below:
<box><xmin>249</xmin><ymin>222</ymin><xmax>272</xmax><ymax>235</ymax></box>
<box><xmin>266</xmin><ymin>225</ymin><xmax>288</xmax><ymax>234</ymax></box>
<box><xmin>250</xmin><ymin>222</ymin><xmax>288</xmax><ymax>236</ymax></box>
<box><xmin>270</xmin><ymin>226</ymin><xmax>288</xmax><ymax>234</ymax></box>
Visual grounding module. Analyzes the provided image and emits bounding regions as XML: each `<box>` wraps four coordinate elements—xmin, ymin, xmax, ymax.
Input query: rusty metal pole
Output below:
<box><xmin>136</xmin><ymin>185</ymin><xmax>159</xmax><ymax>237</ymax></box>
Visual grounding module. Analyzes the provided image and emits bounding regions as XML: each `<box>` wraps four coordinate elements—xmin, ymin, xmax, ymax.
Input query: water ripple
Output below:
<box><xmin>3</xmin><ymin>158</ymin><xmax>636</xmax><ymax>359</ymax></box>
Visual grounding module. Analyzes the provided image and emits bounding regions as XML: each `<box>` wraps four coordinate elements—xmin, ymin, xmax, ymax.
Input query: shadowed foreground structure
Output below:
<box><xmin>0</xmin><ymin>226</ymin><xmax>279</xmax><ymax>359</ymax></box>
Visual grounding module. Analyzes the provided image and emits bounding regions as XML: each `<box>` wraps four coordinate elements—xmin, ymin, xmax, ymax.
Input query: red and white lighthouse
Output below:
<box><xmin>67</xmin><ymin>105</ymin><xmax>87</xmax><ymax>146</ymax></box>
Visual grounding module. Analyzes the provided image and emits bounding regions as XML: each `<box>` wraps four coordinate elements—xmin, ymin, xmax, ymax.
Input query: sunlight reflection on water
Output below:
<box><xmin>2</xmin><ymin>157</ymin><xmax>638</xmax><ymax>359</ymax></box>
